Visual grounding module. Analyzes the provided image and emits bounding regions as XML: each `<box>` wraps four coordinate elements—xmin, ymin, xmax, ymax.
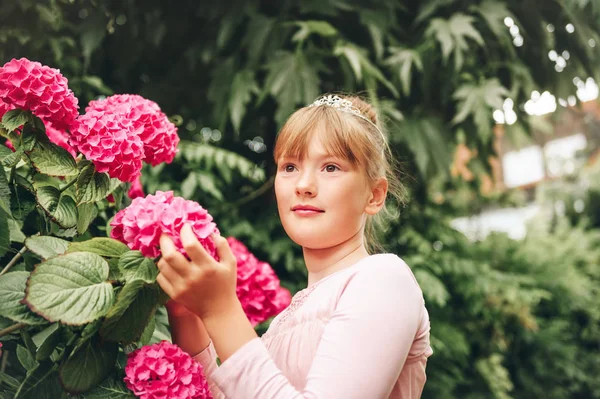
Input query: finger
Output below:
<box><xmin>212</xmin><ymin>233</ymin><xmax>237</xmax><ymax>269</ymax></box>
<box><xmin>157</xmin><ymin>258</ymin><xmax>182</xmax><ymax>281</ymax></box>
<box><xmin>180</xmin><ymin>223</ymin><xmax>213</xmax><ymax>264</ymax></box>
<box><xmin>159</xmin><ymin>235</ymin><xmax>190</xmax><ymax>273</ymax></box>
<box><xmin>156</xmin><ymin>272</ymin><xmax>176</xmax><ymax>299</ymax></box>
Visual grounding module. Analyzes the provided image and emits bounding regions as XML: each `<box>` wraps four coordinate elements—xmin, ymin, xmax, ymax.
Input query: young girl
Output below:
<box><xmin>157</xmin><ymin>94</ymin><xmax>433</xmax><ymax>398</ymax></box>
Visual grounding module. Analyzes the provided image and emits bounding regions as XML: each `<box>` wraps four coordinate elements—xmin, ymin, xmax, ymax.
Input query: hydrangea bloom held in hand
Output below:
<box><xmin>124</xmin><ymin>341</ymin><xmax>213</xmax><ymax>399</ymax></box>
<box><xmin>227</xmin><ymin>237</ymin><xmax>292</xmax><ymax>326</ymax></box>
<box><xmin>110</xmin><ymin>191</ymin><xmax>217</xmax><ymax>259</ymax></box>
<box><xmin>86</xmin><ymin>94</ymin><xmax>179</xmax><ymax>166</ymax></box>
<box><xmin>0</xmin><ymin>58</ymin><xmax>79</xmax><ymax>132</ymax></box>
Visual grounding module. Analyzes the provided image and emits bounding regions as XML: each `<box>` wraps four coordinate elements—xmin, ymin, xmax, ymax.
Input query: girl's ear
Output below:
<box><xmin>365</xmin><ymin>177</ymin><xmax>388</xmax><ymax>215</ymax></box>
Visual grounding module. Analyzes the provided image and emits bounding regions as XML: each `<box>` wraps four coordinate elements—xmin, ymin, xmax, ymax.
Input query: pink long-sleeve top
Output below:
<box><xmin>194</xmin><ymin>253</ymin><xmax>433</xmax><ymax>398</ymax></box>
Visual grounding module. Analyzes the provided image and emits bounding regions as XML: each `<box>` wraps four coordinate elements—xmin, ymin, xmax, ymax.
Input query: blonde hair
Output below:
<box><xmin>273</xmin><ymin>94</ymin><xmax>406</xmax><ymax>253</ymax></box>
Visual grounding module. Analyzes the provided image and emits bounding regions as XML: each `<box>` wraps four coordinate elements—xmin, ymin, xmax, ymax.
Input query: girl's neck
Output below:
<box><xmin>303</xmin><ymin>231</ymin><xmax>370</xmax><ymax>286</ymax></box>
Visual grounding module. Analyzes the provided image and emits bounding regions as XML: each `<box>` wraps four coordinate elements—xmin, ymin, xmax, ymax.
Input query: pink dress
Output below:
<box><xmin>194</xmin><ymin>254</ymin><xmax>433</xmax><ymax>398</ymax></box>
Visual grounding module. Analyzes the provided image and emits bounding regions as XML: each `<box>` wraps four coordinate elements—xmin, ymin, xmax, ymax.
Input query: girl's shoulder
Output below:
<box><xmin>348</xmin><ymin>253</ymin><xmax>422</xmax><ymax>293</ymax></box>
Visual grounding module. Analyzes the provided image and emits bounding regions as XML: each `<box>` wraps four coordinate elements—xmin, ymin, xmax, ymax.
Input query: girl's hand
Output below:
<box><xmin>156</xmin><ymin>223</ymin><xmax>239</xmax><ymax>320</ymax></box>
<box><xmin>165</xmin><ymin>300</ymin><xmax>196</xmax><ymax>318</ymax></box>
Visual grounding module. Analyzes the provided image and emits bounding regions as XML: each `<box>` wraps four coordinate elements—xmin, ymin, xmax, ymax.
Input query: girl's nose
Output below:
<box><xmin>295</xmin><ymin>171</ymin><xmax>317</xmax><ymax>197</ymax></box>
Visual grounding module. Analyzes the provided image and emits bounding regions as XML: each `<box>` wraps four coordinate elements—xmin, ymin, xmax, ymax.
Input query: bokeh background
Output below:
<box><xmin>2</xmin><ymin>1</ymin><xmax>599</xmax><ymax>397</ymax></box>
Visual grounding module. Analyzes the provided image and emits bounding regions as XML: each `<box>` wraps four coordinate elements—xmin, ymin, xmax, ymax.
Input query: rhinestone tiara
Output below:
<box><xmin>307</xmin><ymin>95</ymin><xmax>385</xmax><ymax>140</ymax></box>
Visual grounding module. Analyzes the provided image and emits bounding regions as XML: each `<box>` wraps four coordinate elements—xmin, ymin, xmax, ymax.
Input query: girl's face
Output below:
<box><xmin>274</xmin><ymin>137</ymin><xmax>375</xmax><ymax>250</ymax></box>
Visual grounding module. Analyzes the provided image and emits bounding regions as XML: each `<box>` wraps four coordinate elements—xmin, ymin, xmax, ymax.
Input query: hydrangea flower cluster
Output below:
<box><xmin>110</xmin><ymin>191</ymin><xmax>217</xmax><ymax>259</ymax></box>
<box><xmin>227</xmin><ymin>237</ymin><xmax>292</xmax><ymax>326</ymax></box>
<box><xmin>86</xmin><ymin>94</ymin><xmax>179</xmax><ymax>166</ymax></box>
<box><xmin>70</xmin><ymin>110</ymin><xmax>145</xmax><ymax>182</ymax></box>
<box><xmin>124</xmin><ymin>341</ymin><xmax>212</xmax><ymax>399</ymax></box>
<box><xmin>0</xmin><ymin>58</ymin><xmax>79</xmax><ymax>132</ymax></box>
<box><xmin>128</xmin><ymin>175</ymin><xmax>145</xmax><ymax>199</ymax></box>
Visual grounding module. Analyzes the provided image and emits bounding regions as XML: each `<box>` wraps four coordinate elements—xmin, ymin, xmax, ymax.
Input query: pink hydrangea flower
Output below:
<box><xmin>124</xmin><ymin>341</ymin><xmax>212</xmax><ymax>399</ymax></box>
<box><xmin>0</xmin><ymin>58</ymin><xmax>79</xmax><ymax>132</ymax></box>
<box><xmin>70</xmin><ymin>110</ymin><xmax>145</xmax><ymax>182</ymax></box>
<box><xmin>110</xmin><ymin>191</ymin><xmax>218</xmax><ymax>259</ymax></box>
<box><xmin>86</xmin><ymin>94</ymin><xmax>179</xmax><ymax>166</ymax></box>
<box><xmin>227</xmin><ymin>237</ymin><xmax>292</xmax><ymax>326</ymax></box>
<box><xmin>128</xmin><ymin>175</ymin><xmax>145</xmax><ymax>199</ymax></box>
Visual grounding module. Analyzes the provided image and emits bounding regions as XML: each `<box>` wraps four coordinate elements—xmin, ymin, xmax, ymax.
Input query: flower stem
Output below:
<box><xmin>59</xmin><ymin>176</ymin><xmax>78</xmax><ymax>193</ymax></box>
<box><xmin>0</xmin><ymin>246</ymin><xmax>27</xmax><ymax>276</ymax></box>
<box><xmin>0</xmin><ymin>322</ymin><xmax>26</xmax><ymax>338</ymax></box>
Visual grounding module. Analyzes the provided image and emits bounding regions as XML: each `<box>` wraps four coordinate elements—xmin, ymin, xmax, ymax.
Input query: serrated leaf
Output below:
<box><xmin>36</xmin><ymin>185</ymin><xmax>78</xmax><ymax>228</ymax></box>
<box><xmin>77</xmin><ymin>202</ymin><xmax>98</xmax><ymax>234</ymax></box>
<box><xmin>229</xmin><ymin>70</ymin><xmax>259</xmax><ymax>133</ymax></box>
<box><xmin>25</xmin><ymin>236</ymin><xmax>69</xmax><ymax>259</ymax></box>
<box><xmin>28</xmin><ymin>142</ymin><xmax>78</xmax><ymax>177</ymax></box>
<box><xmin>118</xmin><ymin>251</ymin><xmax>158</xmax><ymax>283</ymax></box>
<box><xmin>100</xmin><ymin>280</ymin><xmax>160</xmax><ymax>344</ymax></box>
<box><xmin>2</xmin><ymin>109</ymin><xmax>32</xmax><ymax>132</ymax></box>
<box><xmin>426</xmin><ymin>13</ymin><xmax>484</xmax><ymax>70</ymax></box>
<box><xmin>8</xmin><ymin>219</ymin><xmax>26</xmax><ymax>243</ymax></box>
<box><xmin>385</xmin><ymin>47</ymin><xmax>423</xmax><ymax>97</ymax></box>
<box><xmin>0</xmin><ymin>271</ymin><xmax>46</xmax><ymax>325</ymax></box>
<box><xmin>82</xmin><ymin>375</ymin><xmax>135</xmax><ymax>399</ymax></box>
<box><xmin>25</xmin><ymin>252</ymin><xmax>115</xmax><ymax>325</ymax></box>
<box><xmin>291</xmin><ymin>20</ymin><xmax>337</xmax><ymax>43</ymax></box>
<box><xmin>2</xmin><ymin>147</ymin><xmax>24</xmax><ymax>168</ymax></box>
<box><xmin>68</xmin><ymin>238</ymin><xmax>129</xmax><ymax>258</ymax></box>
<box><xmin>77</xmin><ymin>165</ymin><xmax>110</xmax><ymax>204</ymax></box>
<box><xmin>59</xmin><ymin>337</ymin><xmax>118</xmax><ymax>394</ymax></box>
<box><xmin>17</xmin><ymin>345</ymin><xmax>37</xmax><ymax>371</ymax></box>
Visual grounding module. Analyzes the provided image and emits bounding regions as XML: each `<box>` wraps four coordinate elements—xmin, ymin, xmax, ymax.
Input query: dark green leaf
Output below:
<box><xmin>28</xmin><ymin>143</ymin><xmax>78</xmax><ymax>177</ymax></box>
<box><xmin>77</xmin><ymin>202</ymin><xmax>98</xmax><ymax>235</ymax></box>
<box><xmin>100</xmin><ymin>280</ymin><xmax>160</xmax><ymax>344</ymax></box>
<box><xmin>82</xmin><ymin>375</ymin><xmax>135</xmax><ymax>399</ymax></box>
<box><xmin>77</xmin><ymin>165</ymin><xmax>110</xmax><ymax>204</ymax></box>
<box><xmin>0</xmin><ymin>209</ymin><xmax>9</xmax><ymax>258</ymax></box>
<box><xmin>59</xmin><ymin>337</ymin><xmax>118</xmax><ymax>394</ymax></box>
<box><xmin>139</xmin><ymin>314</ymin><xmax>155</xmax><ymax>345</ymax></box>
<box><xmin>24</xmin><ymin>252</ymin><xmax>114</xmax><ymax>325</ymax></box>
<box><xmin>0</xmin><ymin>271</ymin><xmax>46</xmax><ymax>325</ymax></box>
<box><xmin>1</xmin><ymin>109</ymin><xmax>32</xmax><ymax>132</ymax></box>
<box><xmin>67</xmin><ymin>238</ymin><xmax>129</xmax><ymax>258</ymax></box>
<box><xmin>118</xmin><ymin>251</ymin><xmax>158</xmax><ymax>283</ymax></box>
<box><xmin>229</xmin><ymin>70</ymin><xmax>259</xmax><ymax>133</ymax></box>
<box><xmin>14</xmin><ymin>361</ymin><xmax>60</xmax><ymax>399</ymax></box>
<box><xmin>17</xmin><ymin>345</ymin><xmax>38</xmax><ymax>371</ymax></box>
<box><xmin>25</xmin><ymin>236</ymin><xmax>70</xmax><ymax>259</ymax></box>
<box><xmin>36</xmin><ymin>185</ymin><xmax>78</xmax><ymax>228</ymax></box>
<box><xmin>0</xmin><ymin>167</ymin><xmax>10</xmax><ymax>215</ymax></box>
<box><xmin>10</xmin><ymin>184</ymin><xmax>37</xmax><ymax>220</ymax></box>
<box><xmin>2</xmin><ymin>147</ymin><xmax>24</xmax><ymax>168</ymax></box>
<box><xmin>31</xmin><ymin>323</ymin><xmax>62</xmax><ymax>361</ymax></box>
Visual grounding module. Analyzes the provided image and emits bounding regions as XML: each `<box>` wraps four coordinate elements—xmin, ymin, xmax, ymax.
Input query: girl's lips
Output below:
<box><xmin>293</xmin><ymin>209</ymin><xmax>323</xmax><ymax>216</ymax></box>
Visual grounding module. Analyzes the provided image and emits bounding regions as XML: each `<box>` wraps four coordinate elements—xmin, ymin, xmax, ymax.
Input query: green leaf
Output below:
<box><xmin>385</xmin><ymin>47</ymin><xmax>423</xmax><ymax>97</ymax></box>
<box><xmin>77</xmin><ymin>164</ymin><xmax>111</xmax><ymax>204</ymax></box>
<box><xmin>25</xmin><ymin>236</ymin><xmax>70</xmax><ymax>259</ymax></box>
<box><xmin>229</xmin><ymin>70</ymin><xmax>259</xmax><ymax>133</ymax></box>
<box><xmin>36</xmin><ymin>185</ymin><xmax>78</xmax><ymax>228</ymax></box>
<box><xmin>10</xmin><ymin>184</ymin><xmax>37</xmax><ymax>220</ymax></box>
<box><xmin>0</xmin><ymin>209</ymin><xmax>9</xmax><ymax>258</ymax></box>
<box><xmin>100</xmin><ymin>280</ymin><xmax>160</xmax><ymax>344</ymax></box>
<box><xmin>452</xmin><ymin>78</ymin><xmax>509</xmax><ymax>141</ymax></box>
<box><xmin>59</xmin><ymin>337</ymin><xmax>118</xmax><ymax>394</ymax></box>
<box><xmin>14</xmin><ymin>361</ymin><xmax>61</xmax><ymax>399</ymax></box>
<box><xmin>118</xmin><ymin>251</ymin><xmax>158</xmax><ymax>283</ymax></box>
<box><xmin>8</xmin><ymin>219</ymin><xmax>26</xmax><ymax>243</ymax></box>
<box><xmin>67</xmin><ymin>238</ymin><xmax>129</xmax><ymax>258</ymax></box>
<box><xmin>82</xmin><ymin>375</ymin><xmax>135</xmax><ymax>399</ymax></box>
<box><xmin>17</xmin><ymin>345</ymin><xmax>37</xmax><ymax>371</ymax></box>
<box><xmin>24</xmin><ymin>252</ymin><xmax>115</xmax><ymax>325</ymax></box>
<box><xmin>0</xmin><ymin>144</ymin><xmax>13</xmax><ymax>160</ymax></box>
<box><xmin>334</xmin><ymin>44</ymin><xmax>363</xmax><ymax>81</ymax></box>
<box><xmin>0</xmin><ymin>167</ymin><xmax>11</xmax><ymax>215</ymax></box>
<box><xmin>31</xmin><ymin>323</ymin><xmax>61</xmax><ymax>361</ymax></box>
<box><xmin>2</xmin><ymin>109</ymin><xmax>32</xmax><ymax>132</ymax></box>
<box><xmin>139</xmin><ymin>314</ymin><xmax>156</xmax><ymax>346</ymax></box>
<box><xmin>413</xmin><ymin>269</ymin><xmax>450</xmax><ymax>306</ymax></box>
<box><xmin>0</xmin><ymin>271</ymin><xmax>46</xmax><ymax>325</ymax></box>
<box><xmin>28</xmin><ymin>143</ymin><xmax>78</xmax><ymax>177</ymax></box>
<box><xmin>77</xmin><ymin>202</ymin><xmax>98</xmax><ymax>234</ymax></box>
<box><xmin>291</xmin><ymin>20</ymin><xmax>337</xmax><ymax>43</ymax></box>
<box><xmin>426</xmin><ymin>13</ymin><xmax>484</xmax><ymax>70</ymax></box>
<box><xmin>107</xmin><ymin>258</ymin><xmax>122</xmax><ymax>282</ymax></box>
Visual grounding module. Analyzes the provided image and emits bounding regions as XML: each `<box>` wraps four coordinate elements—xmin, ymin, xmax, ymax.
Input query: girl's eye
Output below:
<box><xmin>284</xmin><ymin>165</ymin><xmax>296</xmax><ymax>173</ymax></box>
<box><xmin>324</xmin><ymin>164</ymin><xmax>339</xmax><ymax>172</ymax></box>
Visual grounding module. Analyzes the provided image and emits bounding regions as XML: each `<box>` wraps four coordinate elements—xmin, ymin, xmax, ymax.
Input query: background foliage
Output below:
<box><xmin>1</xmin><ymin>0</ymin><xmax>600</xmax><ymax>397</ymax></box>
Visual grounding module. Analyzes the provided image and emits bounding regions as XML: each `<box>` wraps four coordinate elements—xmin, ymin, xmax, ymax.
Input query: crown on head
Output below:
<box><xmin>308</xmin><ymin>95</ymin><xmax>386</xmax><ymax>141</ymax></box>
